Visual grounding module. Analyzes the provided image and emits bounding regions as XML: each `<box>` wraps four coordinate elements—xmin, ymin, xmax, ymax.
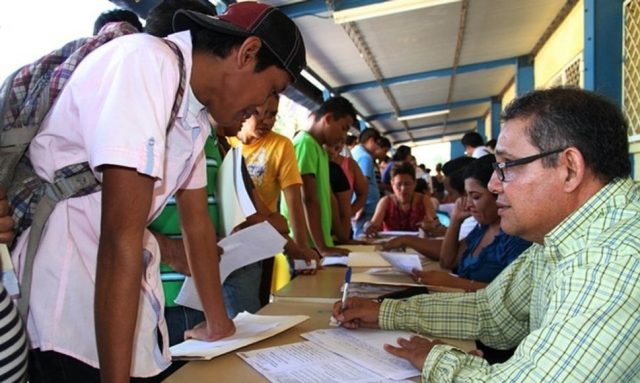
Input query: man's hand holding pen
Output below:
<box><xmin>332</xmin><ymin>297</ymin><xmax>381</xmax><ymax>329</ymax></box>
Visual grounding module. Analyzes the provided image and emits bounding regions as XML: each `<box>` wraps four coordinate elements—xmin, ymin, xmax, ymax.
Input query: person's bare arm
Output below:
<box><xmin>282</xmin><ymin>184</ymin><xmax>309</xmax><ymax>247</ymax></box>
<box><xmin>349</xmin><ymin>157</ymin><xmax>368</xmax><ymax>215</ymax></box>
<box><xmin>379</xmin><ymin>236</ymin><xmax>442</xmax><ymax>261</ymax></box>
<box><xmin>301</xmin><ymin>174</ymin><xmax>348</xmax><ymax>256</ymax></box>
<box><xmin>365</xmin><ymin>196</ymin><xmax>389</xmax><ymax>237</ymax></box>
<box><xmin>95</xmin><ymin>165</ymin><xmax>154</xmax><ymax>383</ymax></box>
<box><xmin>176</xmin><ymin>187</ymin><xmax>235</xmax><ymax>341</ymax></box>
<box><xmin>421</xmin><ymin>192</ymin><xmax>437</xmax><ymax>221</ymax></box>
<box><xmin>439</xmin><ymin>197</ymin><xmax>469</xmax><ymax>270</ymax></box>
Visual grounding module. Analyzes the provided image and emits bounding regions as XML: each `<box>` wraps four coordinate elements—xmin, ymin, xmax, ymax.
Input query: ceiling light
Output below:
<box><xmin>397</xmin><ymin>109</ymin><xmax>450</xmax><ymax>122</ymax></box>
<box><xmin>300</xmin><ymin>69</ymin><xmax>327</xmax><ymax>92</ymax></box>
<box><xmin>333</xmin><ymin>0</ymin><xmax>461</xmax><ymax>24</ymax></box>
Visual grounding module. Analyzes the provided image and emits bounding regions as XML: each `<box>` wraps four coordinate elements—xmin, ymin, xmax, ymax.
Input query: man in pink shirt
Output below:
<box><xmin>8</xmin><ymin>3</ymin><xmax>305</xmax><ymax>382</ymax></box>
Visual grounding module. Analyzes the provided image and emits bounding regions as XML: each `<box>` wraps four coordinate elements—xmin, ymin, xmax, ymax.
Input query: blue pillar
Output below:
<box><xmin>450</xmin><ymin>139</ymin><xmax>466</xmax><ymax>159</ymax></box>
<box><xmin>322</xmin><ymin>89</ymin><xmax>331</xmax><ymax>101</ymax></box>
<box><xmin>491</xmin><ymin>96</ymin><xmax>502</xmax><ymax>140</ymax></box>
<box><xmin>583</xmin><ymin>0</ymin><xmax>623</xmax><ymax>106</ymax></box>
<box><xmin>516</xmin><ymin>55</ymin><xmax>534</xmax><ymax>96</ymax></box>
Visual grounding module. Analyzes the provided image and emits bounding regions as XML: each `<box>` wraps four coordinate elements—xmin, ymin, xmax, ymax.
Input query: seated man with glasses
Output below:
<box><xmin>332</xmin><ymin>87</ymin><xmax>640</xmax><ymax>382</ymax></box>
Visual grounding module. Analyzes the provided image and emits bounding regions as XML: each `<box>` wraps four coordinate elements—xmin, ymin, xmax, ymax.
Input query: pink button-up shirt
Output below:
<box><xmin>12</xmin><ymin>31</ymin><xmax>209</xmax><ymax>377</ymax></box>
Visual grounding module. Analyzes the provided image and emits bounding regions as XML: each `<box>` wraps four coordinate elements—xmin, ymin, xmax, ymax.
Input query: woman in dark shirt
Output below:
<box><xmin>412</xmin><ymin>154</ymin><xmax>531</xmax><ymax>291</ymax></box>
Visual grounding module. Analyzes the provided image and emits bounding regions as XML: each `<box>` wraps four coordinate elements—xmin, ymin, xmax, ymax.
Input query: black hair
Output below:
<box><xmin>415</xmin><ymin>178</ymin><xmax>429</xmax><ymax>194</ymax></box>
<box><xmin>146</xmin><ymin>0</ymin><xmax>217</xmax><ymax>37</ymax></box>
<box><xmin>502</xmin><ymin>87</ymin><xmax>630</xmax><ymax>182</ymax></box>
<box><xmin>461</xmin><ymin>132</ymin><xmax>484</xmax><ymax>148</ymax></box>
<box><xmin>376</xmin><ymin>136</ymin><xmax>391</xmax><ymax>150</ymax></box>
<box><xmin>463</xmin><ymin>154</ymin><xmax>495</xmax><ymax>188</ymax></box>
<box><xmin>358</xmin><ymin>128</ymin><xmax>381</xmax><ymax>144</ymax></box>
<box><xmin>442</xmin><ymin>156</ymin><xmax>476</xmax><ymax>195</ymax></box>
<box><xmin>486</xmin><ymin>138</ymin><xmax>497</xmax><ymax>150</ymax></box>
<box><xmin>345</xmin><ymin>134</ymin><xmax>358</xmax><ymax>146</ymax></box>
<box><xmin>391</xmin><ymin>161</ymin><xmax>416</xmax><ymax>180</ymax></box>
<box><xmin>392</xmin><ymin>145</ymin><xmax>411</xmax><ymax>161</ymax></box>
<box><xmin>312</xmin><ymin>96</ymin><xmax>357</xmax><ymax>125</ymax></box>
<box><xmin>94</xmin><ymin>9</ymin><xmax>143</xmax><ymax>35</ymax></box>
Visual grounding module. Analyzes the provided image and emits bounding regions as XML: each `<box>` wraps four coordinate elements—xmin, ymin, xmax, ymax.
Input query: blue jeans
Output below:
<box><xmin>222</xmin><ymin>261</ymin><xmax>263</xmax><ymax>318</ymax></box>
<box><xmin>164</xmin><ymin>305</ymin><xmax>206</xmax><ymax>347</ymax></box>
<box><xmin>29</xmin><ymin>350</ymin><xmax>161</xmax><ymax>383</ymax></box>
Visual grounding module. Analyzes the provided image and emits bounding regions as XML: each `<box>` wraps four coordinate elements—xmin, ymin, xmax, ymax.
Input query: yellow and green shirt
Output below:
<box><xmin>380</xmin><ymin>178</ymin><xmax>640</xmax><ymax>382</ymax></box>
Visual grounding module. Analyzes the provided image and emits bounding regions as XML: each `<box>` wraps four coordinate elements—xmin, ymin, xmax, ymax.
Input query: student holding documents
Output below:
<box><xmin>412</xmin><ymin>155</ymin><xmax>531</xmax><ymax>292</ymax></box>
<box><xmin>334</xmin><ymin>89</ymin><xmax>640</xmax><ymax>382</ymax></box>
<box><xmin>282</xmin><ymin>97</ymin><xmax>355</xmax><ymax>257</ymax></box>
<box><xmin>231</xmin><ymin>95</ymin><xmax>319</xmax><ymax>268</ymax></box>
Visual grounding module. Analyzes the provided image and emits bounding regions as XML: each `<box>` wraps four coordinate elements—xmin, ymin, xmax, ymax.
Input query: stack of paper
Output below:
<box><xmin>170</xmin><ymin>312</ymin><xmax>308</xmax><ymax>360</ymax></box>
<box><xmin>238</xmin><ymin>327</ymin><xmax>421</xmax><ymax>382</ymax></box>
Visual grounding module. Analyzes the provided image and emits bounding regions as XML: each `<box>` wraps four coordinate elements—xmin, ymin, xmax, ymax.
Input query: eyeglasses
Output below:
<box><xmin>492</xmin><ymin>148</ymin><xmax>565</xmax><ymax>182</ymax></box>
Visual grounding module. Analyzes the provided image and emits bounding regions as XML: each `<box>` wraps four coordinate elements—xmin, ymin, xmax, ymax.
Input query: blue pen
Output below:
<box><xmin>340</xmin><ymin>267</ymin><xmax>352</xmax><ymax>312</ymax></box>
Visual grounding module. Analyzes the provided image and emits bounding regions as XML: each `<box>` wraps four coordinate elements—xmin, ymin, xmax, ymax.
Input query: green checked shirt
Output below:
<box><xmin>380</xmin><ymin>178</ymin><xmax>640</xmax><ymax>382</ymax></box>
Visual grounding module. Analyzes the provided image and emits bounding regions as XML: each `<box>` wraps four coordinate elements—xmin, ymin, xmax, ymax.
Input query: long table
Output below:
<box><xmin>163</xmin><ymin>301</ymin><xmax>475</xmax><ymax>382</ymax></box>
<box><xmin>164</xmin><ymin>246</ymin><xmax>471</xmax><ymax>382</ymax></box>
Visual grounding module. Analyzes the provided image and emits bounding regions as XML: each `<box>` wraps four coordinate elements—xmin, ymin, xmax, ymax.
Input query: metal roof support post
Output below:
<box><xmin>491</xmin><ymin>96</ymin><xmax>502</xmax><ymax>140</ymax></box>
<box><xmin>450</xmin><ymin>138</ymin><xmax>466</xmax><ymax>159</ymax></box>
<box><xmin>516</xmin><ymin>55</ymin><xmax>534</xmax><ymax>96</ymax></box>
<box><xmin>583</xmin><ymin>0</ymin><xmax>623</xmax><ymax>106</ymax></box>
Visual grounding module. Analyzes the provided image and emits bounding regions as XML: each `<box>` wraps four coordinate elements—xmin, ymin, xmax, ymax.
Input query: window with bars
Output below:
<box><xmin>545</xmin><ymin>55</ymin><xmax>583</xmax><ymax>89</ymax></box>
<box><xmin>624</xmin><ymin>0</ymin><xmax>640</xmax><ymax>138</ymax></box>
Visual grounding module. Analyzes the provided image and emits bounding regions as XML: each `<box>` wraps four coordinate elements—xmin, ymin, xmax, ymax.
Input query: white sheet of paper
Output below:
<box><xmin>377</xmin><ymin>230</ymin><xmax>420</xmax><ymax>237</ymax></box>
<box><xmin>233</xmin><ymin>146</ymin><xmax>257</xmax><ymax>218</ymax></box>
<box><xmin>320</xmin><ymin>256</ymin><xmax>348</xmax><ymax>267</ymax></box>
<box><xmin>170</xmin><ymin>312</ymin><xmax>308</xmax><ymax>360</ymax></box>
<box><xmin>174</xmin><ymin>221</ymin><xmax>285</xmax><ymax>310</ymax></box>
<box><xmin>238</xmin><ymin>341</ymin><xmax>395</xmax><ymax>383</ymax></box>
<box><xmin>347</xmin><ymin>251</ymin><xmax>390</xmax><ymax>268</ymax></box>
<box><xmin>217</xmin><ymin>146</ymin><xmax>247</xmax><ymax>236</ymax></box>
<box><xmin>378</xmin><ymin>252</ymin><xmax>423</xmax><ymax>274</ymax></box>
<box><xmin>301</xmin><ymin>328</ymin><xmax>421</xmax><ymax>380</ymax></box>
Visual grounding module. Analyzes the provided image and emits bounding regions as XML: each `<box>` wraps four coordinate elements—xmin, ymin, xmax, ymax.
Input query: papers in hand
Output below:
<box><xmin>218</xmin><ymin>146</ymin><xmax>257</xmax><ymax>236</ymax></box>
<box><xmin>170</xmin><ymin>312</ymin><xmax>308</xmax><ymax>360</ymax></box>
<box><xmin>378</xmin><ymin>252</ymin><xmax>422</xmax><ymax>274</ymax></box>
<box><xmin>238</xmin><ymin>327</ymin><xmax>421</xmax><ymax>382</ymax></box>
<box><xmin>347</xmin><ymin>251</ymin><xmax>423</xmax><ymax>274</ymax></box>
<box><xmin>174</xmin><ymin>221</ymin><xmax>286</xmax><ymax>310</ymax></box>
<box><xmin>320</xmin><ymin>256</ymin><xmax>348</xmax><ymax>267</ymax></box>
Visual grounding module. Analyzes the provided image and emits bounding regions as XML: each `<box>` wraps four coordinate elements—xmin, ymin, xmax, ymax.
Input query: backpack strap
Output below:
<box><xmin>16</xmin><ymin>38</ymin><xmax>187</xmax><ymax>322</ymax></box>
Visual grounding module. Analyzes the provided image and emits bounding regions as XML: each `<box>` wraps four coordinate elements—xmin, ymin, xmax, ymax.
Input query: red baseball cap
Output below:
<box><xmin>173</xmin><ymin>2</ymin><xmax>306</xmax><ymax>81</ymax></box>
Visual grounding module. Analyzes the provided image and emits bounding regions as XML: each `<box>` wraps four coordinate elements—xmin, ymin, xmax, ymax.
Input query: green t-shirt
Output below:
<box><xmin>149</xmin><ymin>134</ymin><xmax>221</xmax><ymax>307</ymax></box>
<box><xmin>281</xmin><ymin>131</ymin><xmax>333</xmax><ymax>248</ymax></box>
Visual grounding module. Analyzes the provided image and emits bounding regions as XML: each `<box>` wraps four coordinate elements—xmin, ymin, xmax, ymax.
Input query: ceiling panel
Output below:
<box><xmin>355</xmin><ymin>2</ymin><xmax>462</xmax><ymax>77</ymax></box>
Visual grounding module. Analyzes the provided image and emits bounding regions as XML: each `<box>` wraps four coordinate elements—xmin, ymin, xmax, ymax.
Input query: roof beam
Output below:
<box><xmin>394</xmin><ymin>129</ymin><xmax>470</xmax><ymax>145</ymax></box>
<box><xmin>335</xmin><ymin>57</ymin><xmax>517</xmax><ymax>94</ymax></box>
<box><xmin>278</xmin><ymin>0</ymin><xmax>329</xmax><ymax>18</ymax></box>
<box><xmin>368</xmin><ymin>96</ymin><xmax>491</xmax><ymax>121</ymax></box>
<box><xmin>385</xmin><ymin>116</ymin><xmax>480</xmax><ymax>135</ymax></box>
